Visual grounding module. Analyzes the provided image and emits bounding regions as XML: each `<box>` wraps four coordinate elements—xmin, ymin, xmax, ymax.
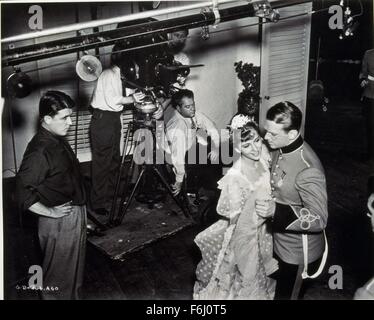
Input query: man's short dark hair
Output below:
<box><xmin>266</xmin><ymin>101</ymin><xmax>302</xmax><ymax>132</ymax></box>
<box><xmin>171</xmin><ymin>89</ymin><xmax>194</xmax><ymax>108</ymax></box>
<box><xmin>39</xmin><ymin>91</ymin><xmax>74</xmax><ymax>120</ymax></box>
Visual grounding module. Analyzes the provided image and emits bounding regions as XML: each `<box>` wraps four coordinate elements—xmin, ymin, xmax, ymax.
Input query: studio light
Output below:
<box><xmin>75</xmin><ymin>55</ymin><xmax>103</xmax><ymax>82</ymax></box>
<box><xmin>6</xmin><ymin>67</ymin><xmax>32</xmax><ymax>98</ymax></box>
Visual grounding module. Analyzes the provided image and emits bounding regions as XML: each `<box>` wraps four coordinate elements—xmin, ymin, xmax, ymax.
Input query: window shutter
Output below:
<box><xmin>66</xmin><ymin>109</ymin><xmax>134</xmax><ymax>162</ymax></box>
<box><xmin>259</xmin><ymin>1</ymin><xmax>312</xmax><ymax>133</ymax></box>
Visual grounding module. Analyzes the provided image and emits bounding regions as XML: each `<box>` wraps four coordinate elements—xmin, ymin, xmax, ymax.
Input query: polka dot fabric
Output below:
<box><xmin>193</xmin><ymin>156</ymin><xmax>278</xmax><ymax>300</ymax></box>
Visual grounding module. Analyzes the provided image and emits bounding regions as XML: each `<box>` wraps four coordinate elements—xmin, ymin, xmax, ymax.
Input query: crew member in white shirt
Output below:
<box><xmin>164</xmin><ymin>89</ymin><xmax>220</xmax><ymax>195</ymax></box>
<box><xmin>90</xmin><ymin>58</ymin><xmax>162</xmax><ymax>216</ymax></box>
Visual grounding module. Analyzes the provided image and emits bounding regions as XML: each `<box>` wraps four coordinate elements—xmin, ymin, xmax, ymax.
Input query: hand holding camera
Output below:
<box><xmin>132</xmin><ymin>91</ymin><xmax>146</xmax><ymax>103</ymax></box>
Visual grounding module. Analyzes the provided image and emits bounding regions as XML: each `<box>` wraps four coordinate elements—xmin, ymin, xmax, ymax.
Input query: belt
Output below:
<box><xmin>92</xmin><ymin>108</ymin><xmax>122</xmax><ymax>114</ymax></box>
<box><xmin>92</xmin><ymin>108</ymin><xmax>122</xmax><ymax>117</ymax></box>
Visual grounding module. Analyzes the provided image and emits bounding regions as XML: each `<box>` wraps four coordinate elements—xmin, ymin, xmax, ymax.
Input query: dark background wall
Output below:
<box><xmin>309</xmin><ymin>0</ymin><xmax>373</xmax><ymax>101</ymax></box>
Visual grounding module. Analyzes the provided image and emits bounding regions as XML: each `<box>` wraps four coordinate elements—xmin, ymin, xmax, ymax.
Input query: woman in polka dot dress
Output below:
<box><xmin>193</xmin><ymin>116</ymin><xmax>278</xmax><ymax>300</ymax></box>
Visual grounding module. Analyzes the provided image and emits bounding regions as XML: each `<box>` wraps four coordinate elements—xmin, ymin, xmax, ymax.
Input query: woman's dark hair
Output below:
<box><xmin>229</xmin><ymin>114</ymin><xmax>260</xmax><ymax>144</ymax></box>
<box><xmin>39</xmin><ymin>90</ymin><xmax>74</xmax><ymax>120</ymax></box>
<box><xmin>240</xmin><ymin>121</ymin><xmax>260</xmax><ymax>142</ymax></box>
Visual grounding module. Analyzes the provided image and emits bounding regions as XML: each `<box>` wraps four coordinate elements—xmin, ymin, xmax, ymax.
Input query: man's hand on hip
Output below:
<box><xmin>49</xmin><ymin>202</ymin><xmax>74</xmax><ymax>218</ymax></box>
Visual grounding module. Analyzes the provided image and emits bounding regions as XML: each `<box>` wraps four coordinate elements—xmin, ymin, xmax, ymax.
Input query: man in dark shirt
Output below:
<box><xmin>17</xmin><ymin>91</ymin><xmax>87</xmax><ymax>300</ymax></box>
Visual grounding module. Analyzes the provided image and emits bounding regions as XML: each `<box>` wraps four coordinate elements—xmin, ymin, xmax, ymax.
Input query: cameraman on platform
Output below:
<box><xmin>89</xmin><ymin>48</ymin><xmax>163</xmax><ymax>216</ymax></box>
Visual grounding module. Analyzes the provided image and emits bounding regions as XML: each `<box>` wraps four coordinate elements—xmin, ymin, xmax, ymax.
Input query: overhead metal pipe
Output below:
<box><xmin>1</xmin><ymin>0</ymin><xmax>240</xmax><ymax>44</ymax></box>
<box><xmin>2</xmin><ymin>3</ymin><xmax>252</xmax><ymax>66</ymax></box>
<box><xmin>2</xmin><ymin>0</ymin><xmax>312</xmax><ymax>67</ymax></box>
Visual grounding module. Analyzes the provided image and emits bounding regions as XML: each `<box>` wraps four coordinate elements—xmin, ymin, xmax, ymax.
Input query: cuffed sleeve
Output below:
<box><xmin>196</xmin><ymin>112</ymin><xmax>220</xmax><ymax>148</ymax></box>
<box><xmin>272</xmin><ymin>203</ymin><xmax>298</xmax><ymax>233</ymax></box>
<box><xmin>272</xmin><ymin>168</ymin><xmax>328</xmax><ymax>233</ymax></box>
<box><xmin>166</xmin><ymin>121</ymin><xmax>188</xmax><ymax>183</ymax></box>
<box><xmin>287</xmin><ymin>167</ymin><xmax>328</xmax><ymax>232</ymax></box>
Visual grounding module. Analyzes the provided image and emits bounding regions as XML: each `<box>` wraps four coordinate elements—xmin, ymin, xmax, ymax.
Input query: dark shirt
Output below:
<box><xmin>16</xmin><ymin>127</ymin><xmax>86</xmax><ymax>212</ymax></box>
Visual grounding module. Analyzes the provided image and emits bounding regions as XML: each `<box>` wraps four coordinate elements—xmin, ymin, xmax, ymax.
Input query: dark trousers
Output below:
<box><xmin>185</xmin><ymin>140</ymin><xmax>221</xmax><ymax>192</ymax></box>
<box><xmin>272</xmin><ymin>253</ymin><xmax>322</xmax><ymax>300</ymax></box>
<box><xmin>363</xmin><ymin>98</ymin><xmax>374</xmax><ymax>160</ymax></box>
<box><xmin>90</xmin><ymin>109</ymin><xmax>122</xmax><ymax>210</ymax></box>
<box><xmin>38</xmin><ymin>205</ymin><xmax>87</xmax><ymax>300</ymax></box>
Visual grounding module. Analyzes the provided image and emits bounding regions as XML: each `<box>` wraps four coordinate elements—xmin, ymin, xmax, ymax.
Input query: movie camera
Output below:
<box><xmin>110</xmin><ymin>21</ymin><xmax>203</xmax><ymax>120</ymax></box>
<box><xmin>117</xmin><ymin>52</ymin><xmax>203</xmax><ymax>121</ymax></box>
<box><xmin>106</xmin><ymin>22</ymin><xmax>201</xmax><ymax>225</ymax></box>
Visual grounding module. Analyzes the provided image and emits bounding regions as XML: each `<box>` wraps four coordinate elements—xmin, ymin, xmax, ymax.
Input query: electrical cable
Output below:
<box><xmin>351</xmin><ymin>0</ymin><xmax>363</xmax><ymax>19</ymax></box>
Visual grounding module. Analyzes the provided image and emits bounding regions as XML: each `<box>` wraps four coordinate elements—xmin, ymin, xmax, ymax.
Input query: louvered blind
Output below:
<box><xmin>259</xmin><ymin>1</ymin><xmax>312</xmax><ymax>132</ymax></box>
<box><xmin>66</xmin><ymin>109</ymin><xmax>134</xmax><ymax>162</ymax></box>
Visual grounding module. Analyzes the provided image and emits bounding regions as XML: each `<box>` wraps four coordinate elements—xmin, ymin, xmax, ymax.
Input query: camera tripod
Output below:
<box><xmin>107</xmin><ymin>117</ymin><xmax>193</xmax><ymax>227</ymax></box>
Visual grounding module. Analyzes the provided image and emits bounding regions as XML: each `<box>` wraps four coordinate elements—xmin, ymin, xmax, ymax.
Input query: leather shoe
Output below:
<box><xmin>87</xmin><ymin>224</ymin><xmax>106</xmax><ymax>237</ymax></box>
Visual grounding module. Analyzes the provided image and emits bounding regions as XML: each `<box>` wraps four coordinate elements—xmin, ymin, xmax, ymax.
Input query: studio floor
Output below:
<box><xmin>3</xmin><ymin>98</ymin><xmax>374</xmax><ymax>300</ymax></box>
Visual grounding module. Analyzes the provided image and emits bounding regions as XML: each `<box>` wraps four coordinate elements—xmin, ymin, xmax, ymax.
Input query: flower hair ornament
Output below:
<box><xmin>229</xmin><ymin>114</ymin><xmax>256</xmax><ymax>130</ymax></box>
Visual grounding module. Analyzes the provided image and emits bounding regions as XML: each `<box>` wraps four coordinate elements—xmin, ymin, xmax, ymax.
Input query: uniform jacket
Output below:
<box><xmin>270</xmin><ymin>135</ymin><xmax>328</xmax><ymax>265</ymax></box>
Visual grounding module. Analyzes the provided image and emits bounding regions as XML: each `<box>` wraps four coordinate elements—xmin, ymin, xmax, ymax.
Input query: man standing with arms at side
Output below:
<box><xmin>256</xmin><ymin>101</ymin><xmax>328</xmax><ymax>300</ymax></box>
<box><xmin>17</xmin><ymin>91</ymin><xmax>87</xmax><ymax>299</ymax></box>
<box><xmin>89</xmin><ymin>52</ymin><xmax>146</xmax><ymax>216</ymax></box>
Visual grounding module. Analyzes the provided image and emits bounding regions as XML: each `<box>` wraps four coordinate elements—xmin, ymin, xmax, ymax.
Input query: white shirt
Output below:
<box><xmin>174</xmin><ymin>52</ymin><xmax>190</xmax><ymax>65</ymax></box>
<box><xmin>164</xmin><ymin>108</ymin><xmax>220</xmax><ymax>183</ymax></box>
<box><xmin>90</xmin><ymin>65</ymin><xmax>135</xmax><ymax>112</ymax></box>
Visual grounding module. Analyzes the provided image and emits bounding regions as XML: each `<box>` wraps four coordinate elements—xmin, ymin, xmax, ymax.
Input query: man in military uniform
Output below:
<box><xmin>255</xmin><ymin>101</ymin><xmax>328</xmax><ymax>300</ymax></box>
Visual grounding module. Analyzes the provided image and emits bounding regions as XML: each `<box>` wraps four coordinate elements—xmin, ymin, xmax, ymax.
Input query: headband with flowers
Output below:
<box><xmin>229</xmin><ymin>114</ymin><xmax>257</xmax><ymax>130</ymax></box>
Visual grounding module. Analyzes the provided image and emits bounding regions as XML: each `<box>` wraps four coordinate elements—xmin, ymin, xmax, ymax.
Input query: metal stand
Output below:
<box><xmin>108</xmin><ymin>119</ymin><xmax>192</xmax><ymax>227</ymax></box>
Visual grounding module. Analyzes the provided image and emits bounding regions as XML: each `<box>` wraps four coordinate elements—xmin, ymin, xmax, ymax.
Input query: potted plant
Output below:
<box><xmin>234</xmin><ymin>61</ymin><xmax>260</xmax><ymax>121</ymax></box>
